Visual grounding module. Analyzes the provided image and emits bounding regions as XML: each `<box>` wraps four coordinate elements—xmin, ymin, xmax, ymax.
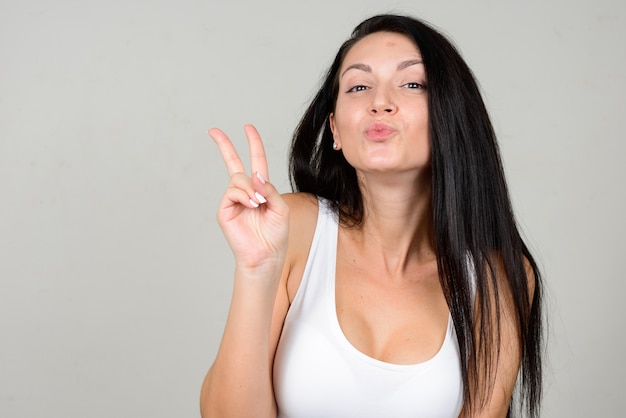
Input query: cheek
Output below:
<box><xmin>407</xmin><ymin>116</ymin><xmax>431</xmax><ymax>164</ymax></box>
<box><xmin>331</xmin><ymin>110</ymin><xmax>358</xmax><ymax>140</ymax></box>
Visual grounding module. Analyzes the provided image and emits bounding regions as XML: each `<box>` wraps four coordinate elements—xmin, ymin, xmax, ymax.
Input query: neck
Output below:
<box><xmin>350</xmin><ymin>170</ymin><xmax>435</xmax><ymax>275</ymax></box>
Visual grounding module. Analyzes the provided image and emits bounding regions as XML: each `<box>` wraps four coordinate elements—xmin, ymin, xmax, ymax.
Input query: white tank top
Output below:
<box><xmin>273</xmin><ymin>198</ymin><xmax>464</xmax><ymax>417</ymax></box>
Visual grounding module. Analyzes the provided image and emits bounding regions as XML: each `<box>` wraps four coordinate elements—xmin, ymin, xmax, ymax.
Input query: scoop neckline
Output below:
<box><xmin>326</xmin><ymin>205</ymin><xmax>453</xmax><ymax>371</ymax></box>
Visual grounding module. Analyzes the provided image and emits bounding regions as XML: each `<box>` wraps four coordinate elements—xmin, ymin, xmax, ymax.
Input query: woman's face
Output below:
<box><xmin>330</xmin><ymin>31</ymin><xmax>430</xmax><ymax>177</ymax></box>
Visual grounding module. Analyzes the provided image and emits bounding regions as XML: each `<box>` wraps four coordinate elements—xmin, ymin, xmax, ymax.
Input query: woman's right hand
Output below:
<box><xmin>209</xmin><ymin>124</ymin><xmax>289</xmax><ymax>273</ymax></box>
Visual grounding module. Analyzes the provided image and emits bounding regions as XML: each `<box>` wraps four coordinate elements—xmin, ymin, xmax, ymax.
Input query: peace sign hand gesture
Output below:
<box><xmin>209</xmin><ymin>125</ymin><xmax>289</xmax><ymax>274</ymax></box>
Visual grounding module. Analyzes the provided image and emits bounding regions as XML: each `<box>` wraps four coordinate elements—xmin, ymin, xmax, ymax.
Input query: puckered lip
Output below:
<box><xmin>364</xmin><ymin>122</ymin><xmax>397</xmax><ymax>141</ymax></box>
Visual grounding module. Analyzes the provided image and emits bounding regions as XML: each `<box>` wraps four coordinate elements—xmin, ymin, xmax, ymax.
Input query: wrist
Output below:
<box><xmin>234</xmin><ymin>257</ymin><xmax>285</xmax><ymax>282</ymax></box>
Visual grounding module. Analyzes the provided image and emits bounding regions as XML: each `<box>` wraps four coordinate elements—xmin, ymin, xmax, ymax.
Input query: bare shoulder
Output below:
<box><xmin>522</xmin><ymin>256</ymin><xmax>538</xmax><ymax>300</ymax></box>
<box><xmin>282</xmin><ymin>192</ymin><xmax>319</xmax><ymax>239</ymax></box>
<box><xmin>281</xmin><ymin>192</ymin><xmax>319</xmax><ymax>301</ymax></box>
<box><xmin>282</xmin><ymin>192</ymin><xmax>319</xmax><ymax>214</ymax></box>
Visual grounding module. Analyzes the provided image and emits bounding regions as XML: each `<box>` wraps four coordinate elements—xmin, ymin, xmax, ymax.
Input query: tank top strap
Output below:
<box><xmin>286</xmin><ymin>197</ymin><xmax>338</xmax><ymax>318</ymax></box>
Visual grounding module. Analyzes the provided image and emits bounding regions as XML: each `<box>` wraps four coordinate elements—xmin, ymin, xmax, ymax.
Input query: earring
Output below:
<box><xmin>333</xmin><ymin>142</ymin><xmax>338</xmax><ymax>150</ymax></box>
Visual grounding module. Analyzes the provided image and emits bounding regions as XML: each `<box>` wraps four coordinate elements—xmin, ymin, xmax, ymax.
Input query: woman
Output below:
<box><xmin>201</xmin><ymin>14</ymin><xmax>543</xmax><ymax>418</ymax></box>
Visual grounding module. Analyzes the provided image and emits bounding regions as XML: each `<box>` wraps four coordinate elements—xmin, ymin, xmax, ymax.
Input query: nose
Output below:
<box><xmin>369</xmin><ymin>88</ymin><xmax>397</xmax><ymax>115</ymax></box>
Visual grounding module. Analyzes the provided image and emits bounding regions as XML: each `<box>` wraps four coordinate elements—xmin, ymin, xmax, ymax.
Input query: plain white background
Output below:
<box><xmin>1</xmin><ymin>0</ymin><xmax>624</xmax><ymax>416</ymax></box>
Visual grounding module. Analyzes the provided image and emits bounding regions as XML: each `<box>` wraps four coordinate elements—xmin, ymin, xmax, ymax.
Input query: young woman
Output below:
<box><xmin>201</xmin><ymin>14</ymin><xmax>543</xmax><ymax>418</ymax></box>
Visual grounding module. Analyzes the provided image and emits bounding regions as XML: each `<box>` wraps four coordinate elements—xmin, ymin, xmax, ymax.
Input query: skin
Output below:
<box><xmin>200</xmin><ymin>32</ymin><xmax>523</xmax><ymax>418</ymax></box>
<box><xmin>329</xmin><ymin>32</ymin><xmax>446</xmax><ymax>365</ymax></box>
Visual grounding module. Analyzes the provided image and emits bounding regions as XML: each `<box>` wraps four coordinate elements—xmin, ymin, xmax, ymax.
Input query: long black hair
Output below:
<box><xmin>289</xmin><ymin>14</ymin><xmax>543</xmax><ymax>418</ymax></box>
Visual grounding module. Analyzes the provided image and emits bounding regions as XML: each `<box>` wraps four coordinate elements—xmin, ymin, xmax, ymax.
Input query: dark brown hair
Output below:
<box><xmin>290</xmin><ymin>14</ymin><xmax>543</xmax><ymax>417</ymax></box>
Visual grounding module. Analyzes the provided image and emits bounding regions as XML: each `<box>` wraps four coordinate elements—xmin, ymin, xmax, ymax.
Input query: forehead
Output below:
<box><xmin>341</xmin><ymin>32</ymin><xmax>421</xmax><ymax>69</ymax></box>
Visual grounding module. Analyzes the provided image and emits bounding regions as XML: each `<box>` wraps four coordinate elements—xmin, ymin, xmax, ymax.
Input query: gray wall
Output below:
<box><xmin>1</xmin><ymin>1</ymin><xmax>624</xmax><ymax>416</ymax></box>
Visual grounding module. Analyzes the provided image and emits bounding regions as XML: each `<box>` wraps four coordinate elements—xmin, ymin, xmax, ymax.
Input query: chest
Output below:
<box><xmin>335</xmin><ymin>239</ymin><xmax>450</xmax><ymax>365</ymax></box>
<box><xmin>275</xmin><ymin>259</ymin><xmax>462</xmax><ymax>418</ymax></box>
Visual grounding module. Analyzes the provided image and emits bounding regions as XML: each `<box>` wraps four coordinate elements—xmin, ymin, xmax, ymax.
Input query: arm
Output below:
<box><xmin>459</xmin><ymin>258</ymin><xmax>536</xmax><ymax>418</ymax></box>
<box><xmin>200</xmin><ymin>125</ymin><xmax>289</xmax><ymax>418</ymax></box>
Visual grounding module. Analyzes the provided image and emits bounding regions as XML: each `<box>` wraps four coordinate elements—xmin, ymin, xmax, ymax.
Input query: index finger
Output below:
<box><xmin>208</xmin><ymin>128</ymin><xmax>246</xmax><ymax>176</ymax></box>
<box><xmin>244</xmin><ymin>124</ymin><xmax>269</xmax><ymax>181</ymax></box>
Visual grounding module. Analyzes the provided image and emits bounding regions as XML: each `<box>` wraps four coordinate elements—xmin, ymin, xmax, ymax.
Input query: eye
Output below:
<box><xmin>347</xmin><ymin>85</ymin><xmax>370</xmax><ymax>93</ymax></box>
<box><xmin>403</xmin><ymin>82</ymin><xmax>426</xmax><ymax>90</ymax></box>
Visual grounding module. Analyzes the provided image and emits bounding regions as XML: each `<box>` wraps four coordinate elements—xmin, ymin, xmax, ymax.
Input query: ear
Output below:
<box><xmin>329</xmin><ymin>113</ymin><xmax>341</xmax><ymax>148</ymax></box>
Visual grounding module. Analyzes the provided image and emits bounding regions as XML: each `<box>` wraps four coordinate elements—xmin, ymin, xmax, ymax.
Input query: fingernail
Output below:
<box><xmin>256</xmin><ymin>171</ymin><xmax>266</xmax><ymax>184</ymax></box>
<box><xmin>249</xmin><ymin>199</ymin><xmax>259</xmax><ymax>208</ymax></box>
<box><xmin>255</xmin><ymin>192</ymin><xmax>267</xmax><ymax>204</ymax></box>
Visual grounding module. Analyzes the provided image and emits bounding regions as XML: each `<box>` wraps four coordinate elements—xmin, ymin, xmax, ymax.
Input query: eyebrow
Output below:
<box><xmin>340</xmin><ymin>59</ymin><xmax>423</xmax><ymax>78</ymax></box>
<box><xmin>397</xmin><ymin>59</ymin><xmax>423</xmax><ymax>71</ymax></box>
